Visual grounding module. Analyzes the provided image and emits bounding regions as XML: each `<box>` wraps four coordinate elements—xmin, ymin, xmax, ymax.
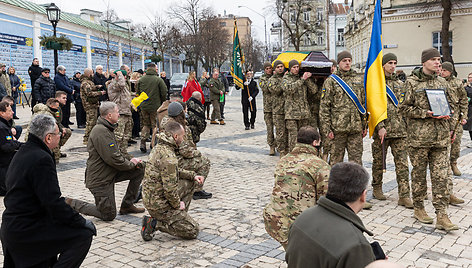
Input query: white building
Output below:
<box><xmin>328</xmin><ymin>3</ymin><xmax>349</xmax><ymax>60</ymax></box>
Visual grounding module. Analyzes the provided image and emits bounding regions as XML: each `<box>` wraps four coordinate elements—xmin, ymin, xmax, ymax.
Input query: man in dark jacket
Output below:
<box><xmin>93</xmin><ymin>65</ymin><xmax>108</xmax><ymax>101</ymax></box>
<box><xmin>160</xmin><ymin>71</ymin><xmax>171</xmax><ymax>100</ymax></box>
<box><xmin>54</xmin><ymin>65</ymin><xmax>74</xmax><ymax>128</ymax></box>
<box><xmin>71</xmin><ymin>71</ymin><xmax>86</xmax><ymax>128</ymax></box>
<box><xmin>28</xmin><ymin>58</ymin><xmax>42</xmax><ymax>110</ymax></box>
<box><xmin>286</xmin><ymin>162</ymin><xmax>376</xmax><ymax>268</ymax></box>
<box><xmin>33</xmin><ymin>68</ymin><xmax>56</xmax><ymax>105</ymax></box>
<box><xmin>0</xmin><ymin>101</ymin><xmax>22</xmax><ymax>196</ymax></box>
<box><xmin>67</xmin><ymin>102</ymin><xmax>145</xmax><ymax>221</ymax></box>
<box><xmin>1</xmin><ymin>114</ymin><xmax>95</xmax><ymax>267</ymax></box>
<box><xmin>241</xmin><ymin>70</ymin><xmax>259</xmax><ymax>130</ymax></box>
<box><xmin>136</xmin><ymin>63</ymin><xmax>167</xmax><ymax>153</ymax></box>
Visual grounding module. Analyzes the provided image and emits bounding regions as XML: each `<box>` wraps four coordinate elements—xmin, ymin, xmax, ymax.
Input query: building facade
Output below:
<box><xmin>328</xmin><ymin>3</ymin><xmax>349</xmax><ymax>60</ymax></box>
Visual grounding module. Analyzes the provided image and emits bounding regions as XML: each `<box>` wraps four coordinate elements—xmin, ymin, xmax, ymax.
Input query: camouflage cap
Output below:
<box><xmin>382</xmin><ymin>53</ymin><xmax>397</xmax><ymax>66</ymax></box>
<box><xmin>421</xmin><ymin>48</ymin><xmax>440</xmax><ymax>63</ymax></box>
<box><xmin>442</xmin><ymin>61</ymin><xmax>453</xmax><ymax>73</ymax></box>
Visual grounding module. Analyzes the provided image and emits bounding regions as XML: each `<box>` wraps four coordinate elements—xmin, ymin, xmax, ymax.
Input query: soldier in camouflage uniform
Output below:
<box><xmin>141</xmin><ymin>121</ymin><xmax>204</xmax><ymax>240</ymax></box>
<box><xmin>283</xmin><ymin>60</ymin><xmax>317</xmax><ymax>152</ymax></box>
<box><xmin>321</xmin><ymin>60</ymin><xmax>338</xmax><ymax>162</ymax></box>
<box><xmin>399</xmin><ymin>48</ymin><xmax>458</xmax><ymax>231</ymax></box>
<box><xmin>370</xmin><ymin>53</ymin><xmax>412</xmax><ymax>208</ymax></box>
<box><xmin>268</xmin><ymin>60</ymin><xmax>288</xmax><ymax>156</ymax></box>
<box><xmin>186</xmin><ymin>91</ymin><xmax>207</xmax><ymax>144</ymax></box>
<box><xmin>259</xmin><ymin>62</ymin><xmax>276</xmax><ymax>155</ymax></box>
<box><xmin>319</xmin><ymin>51</ymin><xmax>366</xmax><ymax>166</ymax></box>
<box><xmin>263</xmin><ymin>127</ymin><xmax>329</xmax><ymax>248</ymax></box>
<box><xmin>441</xmin><ymin>62</ymin><xmax>467</xmax><ymax>205</ymax></box>
<box><xmin>80</xmin><ymin>68</ymin><xmax>105</xmax><ymax>145</ymax></box>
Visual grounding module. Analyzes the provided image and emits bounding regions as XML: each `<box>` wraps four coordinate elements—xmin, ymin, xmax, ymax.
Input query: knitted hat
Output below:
<box><xmin>330</xmin><ymin>59</ymin><xmax>337</xmax><ymax>68</ymax></box>
<box><xmin>382</xmin><ymin>53</ymin><xmax>397</xmax><ymax>66</ymax></box>
<box><xmin>442</xmin><ymin>61</ymin><xmax>453</xmax><ymax>73</ymax></box>
<box><xmin>288</xmin><ymin>59</ymin><xmax>299</xmax><ymax>70</ymax></box>
<box><xmin>337</xmin><ymin>51</ymin><xmax>352</xmax><ymax>63</ymax></box>
<box><xmin>421</xmin><ymin>48</ymin><xmax>440</xmax><ymax>63</ymax></box>
<box><xmin>168</xmin><ymin>102</ymin><xmax>183</xmax><ymax>117</ymax></box>
<box><xmin>263</xmin><ymin>62</ymin><xmax>272</xmax><ymax>69</ymax></box>
<box><xmin>273</xmin><ymin>60</ymin><xmax>284</xmax><ymax>68</ymax></box>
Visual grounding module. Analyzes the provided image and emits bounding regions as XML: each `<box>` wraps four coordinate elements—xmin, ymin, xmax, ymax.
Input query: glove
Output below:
<box><xmin>248</xmin><ymin>96</ymin><xmax>253</xmax><ymax>102</ymax></box>
<box><xmin>244</xmin><ymin>81</ymin><xmax>249</xmax><ymax>86</ymax></box>
<box><xmin>84</xmin><ymin>219</ymin><xmax>97</xmax><ymax>236</ymax></box>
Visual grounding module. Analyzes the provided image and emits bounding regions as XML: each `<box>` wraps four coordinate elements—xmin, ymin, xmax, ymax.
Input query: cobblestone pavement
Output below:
<box><xmin>2</xmin><ymin>90</ymin><xmax>472</xmax><ymax>267</ymax></box>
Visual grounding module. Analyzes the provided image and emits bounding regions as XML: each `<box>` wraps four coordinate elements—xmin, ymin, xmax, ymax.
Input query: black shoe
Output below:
<box><xmin>250</xmin><ymin>124</ymin><xmax>254</xmax><ymax>129</ymax></box>
<box><xmin>69</xmin><ymin>122</ymin><xmax>74</xmax><ymax>125</ymax></box>
<box><xmin>245</xmin><ymin>126</ymin><xmax>250</xmax><ymax>130</ymax></box>
<box><xmin>13</xmin><ymin>116</ymin><xmax>19</xmax><ymax>119</ymax></box>
<box><xmin>146</xmin><ymin>138</ymin><xmax>152</xmax><ymax>142</ymax></box>
<box><xmin>60</xmin><ymin>153</ymin><xmax>67</xmax><ymax>158</ymax></box>
<box><xmin>141</xmin><ymin>215</ymin><xmax>157</xmax><ymax>241</ymax></box>
<box><xmin>69</xmin><ymin>128</ymin><xmax>74</xmax><ymax>132</ymax></box>
<box><xmin>78</xmin><ymin>125</ymin><xmax>86</xmax><ymax>129</ymax></box>
<box><xmin>140</xmin><ymin>144</ymin><xmax>147</xmax><ymax>153</ymax></box>
<box><xmin>128</xmin><ymin>140</ymin><xmax>137</xmax><ymax>144</ymax></box>
<box><xmin>193</xmin><ymin>190</ymin><xmax>212</xmax><ymax>200</ymax></box>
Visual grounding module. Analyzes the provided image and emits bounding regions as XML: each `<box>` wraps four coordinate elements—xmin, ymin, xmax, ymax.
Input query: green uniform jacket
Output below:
<box><xmin>80</xmin><ymin>76</ymin><xmax>102</xmax><ymax>106</ymax></box>
<box><xmin>282</xmin><ymin>73</ymin><xmax>317</xmax><ymax>120</ymax></box>
<box><xmin>142</xmin><ymin>132</ymin><xmax>196</xmax><ymax>212</ymax></box>
<box><xmin>375</xmin><ymin>74</ymin><xmax>407</xmax><ymax>139</ymax></box>
<box><xmin>445</xmin><ymin>75</ymin><xmax>468</xmax><ymax>125</ymax></box>
<box><xmin>136</xmin><ymin>68</ymin><xmax>167</xmax><ymax>112</ymax></box>
<box><xmin>85</xmin><ymin>117</ymin><xmax>138</xmax><ymax>189</ymax></box>
<box><xmin>208</xmin><ymin>77</ymin><xmax>224</xmax><ymax>101</ymax></box>
<box><xmin>268</xmin><ymin>72</ymin><xmax>284</xmax><ymax>115</ymax></box>
<box><xmin>319</xmin><ymin>69</ymin><xmax>365</xmax><ymax>136</ymax></box>
<box><xmin>259</xmin><ymin>73</ymin><xmax>272</xmax><ymax>113</ymax></box>
<box><xmin>399</xmin><ymin>68</ymin><xmax>452</xmax><ymax>148</ymax></box>
<box><xmin>286</xmin><ymin>196</ymin><xmax>375</xmax><ymax>268</ymax></box>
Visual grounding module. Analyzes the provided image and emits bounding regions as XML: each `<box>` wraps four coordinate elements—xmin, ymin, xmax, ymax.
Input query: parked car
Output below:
<box><xmin>254</xmin><ymin>71</ymin><xmax>263</xmax><ymax>80</ymax></box>
<box><xmin>169</xmin><ymin>73</ymin><xmax>187</xmax><ymax>95</ymax></box>
<box><xmin>222</xmin><ymin>71</ymin><xmax>234</xmax><ymax>86</ymax></box>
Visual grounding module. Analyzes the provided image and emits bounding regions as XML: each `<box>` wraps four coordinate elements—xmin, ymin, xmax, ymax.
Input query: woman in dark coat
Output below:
<box><xmin>463</xmin><ymin>75</ymin><xmax>472</xmax><ymax>145</ymax></box>
<box><xmin>71</xmin><ymin>71</ymin><xmax>86</xmax><ymax>128</ymax></box>
<box><xmin>8</xmin><ymin>67</ymin><xmax>20</xmax><ymax>118</ymax></box>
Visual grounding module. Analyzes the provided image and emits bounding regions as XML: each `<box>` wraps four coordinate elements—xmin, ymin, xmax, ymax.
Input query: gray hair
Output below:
<box><xmin>56</xmin><ymin>65</ymin><xmax>66</xmax><ymax>72</ymax></box>
<box><xmin>191</xmin><ymin>91</ymin><xmax>202</xmax><ymax>100</ymax></box>
<box><xmin>29</xmin><ymin>114</ymin><xmax>57</xmax><ymax>140</ymax></box>
<box><xmin>99</xmin><ymin>101</ymin><xmax>117</xmax><ymax>117</ymax></box>
<box><xmin>327</xmin><ymin>162</ymin><xmax>369</xmax><ymax>203</ymax></box>
<box><xmin>95</xmin><ymin>65</ymin><xmax>103</xmax><ymax>70</ymax></box>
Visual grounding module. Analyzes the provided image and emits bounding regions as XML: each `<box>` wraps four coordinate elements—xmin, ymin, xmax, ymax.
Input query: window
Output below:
<box><xmin>337</xmin><ymin>28</ymin><xmax>344</xmax><ymax>46</ymax></box>
<box><xmin>290</xmin><ymin>9</ymin><xmax>296</xmax><ymax>23</ymax></box>
<box><xmin>304</xmin><ymin>35</ymin><xmax>311</xmax><ymax>46</ymax></box>
<box><xmin>432</xmin><ymin>31</ymin><xmax>453</xmax><ymax>56</ymax></box>
<box><xmin>317</xmin><ymin>8</ymin><xmax>323</xmax><ymax>21</ymax></box>
<box><xmin>317</xmin><ymin>32</ymin><xmax>324</xmax><ymax>45</ymax></box>
<box><xmin>304</xmin><ymin>9</ymin><xmax>310</xmax><ymax>22</ymax></box>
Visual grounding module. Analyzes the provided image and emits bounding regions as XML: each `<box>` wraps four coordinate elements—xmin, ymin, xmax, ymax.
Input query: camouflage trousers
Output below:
<box><xmin>115</xmin><ymin>114</ymin><xmax>133</xmax><ymax>159</ymax></box>
<box><xmin>409</xmin><ymin>146</ymin><xmax>449</xmax><ymax>213</ymax></box>
<box><xmin>286</xmin><ymin>119</ymin><xmax>309</xmax><ymax>153</ymax></box>
<box><xmin>446</xmin><ymin>143</ymin><xmax>455</xmax><ymax>195</ymax></box>
<box><xmin>371</xmin><ymin>137</ymin><xmax>410</xmax><ymax>198</ymax></box>
<box><xmin>83</xmin><ymin>104</ymin><xmax>98</xmax><ymax>144</ymax></box>
<box><xmin>53</xmin><ymin>128</ymin><xmax>72</xmax><ymax>162</ymax></box>
<box><xmin>178</xmin><ymin>154</ymin><xmax>210</xmax><ymax>192</ymax></box>
<box><xmin>308</xmin><ymin>109</ymin><xmax>319</xmax><ymax>131</ymax></box>
<box><xmin>148</xmin><ymin>179</ymin><xmax>199</xmax><ymax>239</ymax></box>
<box><xmin>273</xmin><ymin>114</ymin><xmax>288</xmax><ymax>155</ymax></box>
<box><xmin>450</xmin><ymin>127</ymin><xmax>462</xmax><ymax>163</ymax></box>
<box><xmin>140</xmin><ymin>110</ymin><xmax>157</xmax><ymax>144</ymax></box>
<box><xmin>330</xmin><ymin>132</ymin><xmax>363</xmax><ymax>165</ymax></box>
<box><xmin>321</xmin><ymin>134</ymin><xmax>332</xmax><ymax>162</ymax></box>
<box><xmin>263</xmin><ymin>112</ymin><xmax>275</xmax><ymax>147</ymax></box>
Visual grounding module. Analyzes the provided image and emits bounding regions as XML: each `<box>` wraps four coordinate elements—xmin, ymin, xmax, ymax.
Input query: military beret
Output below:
<box><xmin>288</xmin><ymin>59</ymin><xmax>299</xmax><ymax>70</ymax></box>
<box><xmin>263</xmin><ymin>62</ymin><xmax>272</xmax><ymax>69</ymax></box>
<box><xmin>421</xmin><ymin>48</ymin><xmax>441</xmax><ymax>63</ymax></box>
<box><xmin>168</xmin><ymin>102</ymin><xmax>183</xmax><ymax>117</ymax></box>
<box><xmin>273</xmin><ymin>60</ymin><xmax>284</xmax><ymax>68</ymax></box>
<box><xmin>114</xmin><ymin>69</ymin><xmax>127</xmax><ymax>77</ymax></box>
<box><xmin>442</xmin><ymin>61</ymin><xmax>453</xmax><ymax>73</ymax></box>
<box><xmin>337</xmin><ymin>51</ymin><xmax>352</xmax><ymax>63</ymax></box>
<box><xmin>382</xmin><ymin>53</ymin><xmax>397</xmax><ymax>66</ymax></box>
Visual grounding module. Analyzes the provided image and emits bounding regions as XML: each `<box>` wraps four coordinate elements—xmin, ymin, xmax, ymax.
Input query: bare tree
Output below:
<box><xmin>99</xmin><ymin>2</ymin><xmax>120</xmax><ymax>71</ymax></box>
<box><xmin>199</xmin><ymin>16</ymin><xmax>230</xmax><ymax>72</ymax></box>
<box><xmin>242</xmin><ymin>35</ymin><xmax>265</xmax><ymax>71</ymax></box>
<box><xmin>440</xmin><ymin>0</ymin><xmax>454</xmax><ymax>65</ymax></box>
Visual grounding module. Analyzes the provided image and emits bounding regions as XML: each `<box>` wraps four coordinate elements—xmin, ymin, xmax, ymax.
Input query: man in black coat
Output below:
<box><xmin>54</xmin><ymin>65</ymin><xmax>74</xmax><ymax>128</ymax></box>
<box><xmin>1</xmin><ymin>114</ymin><xmax>95</xmax><ymax>267</ymax></box>
<box><xmin>33</xmin><ymin>68</ymin><xmax>56</xmax><ymax>105</ymax></box>
<box><xmin>28</xmin><ymin>58</ymin><xmax>42</xmax><ymax>110</ymax></box>
<box><xmin>241</xmin><ymin>70</ymin><xmax>259</xmax><ymax>130</ymax></box>
<box><xmin>0</xmin><ymin>101</ymin><xmax>22</xmax><ymax>196</ymax></box>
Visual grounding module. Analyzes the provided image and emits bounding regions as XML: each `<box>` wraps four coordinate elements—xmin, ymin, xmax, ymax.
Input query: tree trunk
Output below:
<box><xmin>441</xmin><ymin>0</ymin><xmax>454</xmax><ymax>65</ymax></box>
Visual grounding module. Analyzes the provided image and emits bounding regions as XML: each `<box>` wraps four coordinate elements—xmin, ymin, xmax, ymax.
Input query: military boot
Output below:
<box><xmin>269</xmin><ymin>146</ymin><xmax>276</xmax><ymax>156</ymax></box>
<box><xmin>449</xmin><ymin>194</ymin><xmax>465</xmax><ymax>205</ymax></box>
<box><xmin>372</xmin><ymin>186</ymin><xmax>386</xmax><ymax>200</ymax></box>
<box><xmin>414</xmin><ymin>208</ymin><xmax>433</xmax><ymax>224</ymax></box>
<box><xmin>210</xmin><ymin>120</ymin><xmax>219</xmax><ymax>124</ymax></box>
<box><xmin>141</xmin><ymin>216</ymin><xmax>157</xmax><ymax>241</ymax></box>
<box><xmin>436</xmin><ymin>213</ymin><xmax>459</xmax><ymax>231</ymax></box>
<box><xmin>219</xmin><ymin>120</ymin><xmax>226</xmax><ymax>125</ymax></box>
<box><xmin>363</xmin><ymin>201</ymin><xmax>373</xmax><ymax>210</ymax></box>
<box><xmin>398</xmin><ymin>197</ymin><xmax>414</xmax><ymax>209</ymax></box>
<box><xmin>451</xmin><ymin>162</ymin><xmax>461</xmax><ymax>176</ymax></box>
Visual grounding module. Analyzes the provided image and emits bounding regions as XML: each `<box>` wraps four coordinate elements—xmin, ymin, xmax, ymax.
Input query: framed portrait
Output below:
<box><xmin>424</xmin><ymin>89</ymin><xmax>451</xmax><ymax>116</ymax></box>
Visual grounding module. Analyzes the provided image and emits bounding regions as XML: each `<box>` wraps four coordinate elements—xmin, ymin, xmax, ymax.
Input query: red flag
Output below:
<box><xmin>181</xmin><ymin>79</ymin><xmax>205</xmax><ymax>104</ymax></box>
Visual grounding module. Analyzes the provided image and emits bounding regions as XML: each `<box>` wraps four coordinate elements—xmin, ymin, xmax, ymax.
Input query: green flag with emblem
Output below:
<box><xmin>231</xmin><ymin>19</ymin><xmax>245</xmax><ymax>89</ymax></box>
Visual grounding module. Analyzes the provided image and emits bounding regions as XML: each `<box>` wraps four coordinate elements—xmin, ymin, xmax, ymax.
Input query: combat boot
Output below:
<box><xmin>363</xmin><ymin>201</ymin><xmax>373</xmax><ymax>210</ymax></box>
<box><xmin>140</xmin><ymin>142</ymin><xmax>147</xmax><ymax>153</ymax></box>
<box><xmin>398</xmin><ymin>197</ymin><xmax>413</xmax><ymax>209</ymax></box>
<box><xmin>414</xmin><ymin>208</ymin><xmax>433</xmax><ymax>224</ymax></box>
<box><xmin>436</xmin><ymin>212</ymin><xmax>459</xmax><ymax>231</ymax></box>
<box><xmin>219</xmin><ymin>120</ymin><xmax>226</xmax><ymax>125</ymax></box>
<box><xmin>449</xmin><ymin>194</ymin><xmax>465</xmax><ymax>205</ymax></box>
<box><xmin>210</xmin><ymin>120</ymin><xmax>219</xmax><ymax>124</ymax></box>
<box><xmin>269</xmin><ymin>146</ymin><xmax>276</xmax><ymax>156</ymax></box>
<box><xmin>372</xmin><ymin>186</ymin><xmax>386</xmax><ymax>200</ymax></box>
<box><xmin>141</xmin><ymin>215</ymin><xmax>157</xmax><ymax>241</ymax></box>
<box><xmin>451</xmin><ymin>162</ymin><xmax>461</xmax><ymax>176</ymax></box>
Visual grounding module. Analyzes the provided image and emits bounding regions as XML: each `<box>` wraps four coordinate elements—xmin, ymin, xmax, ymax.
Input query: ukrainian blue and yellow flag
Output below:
<box><xmin>231</xmin><ymin>19</ymin><xmax>245</xmax><ymax>89</ymax></box>
<box><xmin>364</xmin><ymin>0</ymin><xmax>387</xmax><ymax>137</ymax></box>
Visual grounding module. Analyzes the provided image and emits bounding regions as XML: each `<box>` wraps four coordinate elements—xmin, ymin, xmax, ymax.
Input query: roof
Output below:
<box><xmin>0</xmin><ymin>0</ymin><xmax>148</xmax><ymax>45</ymax></box>
<box><xmin>330</xmin><ymin>3</ymin><xmax>350</xmax><ymax>15</ymax></box>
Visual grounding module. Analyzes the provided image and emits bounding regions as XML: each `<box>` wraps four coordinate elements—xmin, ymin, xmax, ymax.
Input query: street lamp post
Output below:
<box><xmin>46</xmin><ymin>3</ymin><xmax>61</xmax><ymax>76</ymax></box>
<box><xmin>238</xmin><ymin>5</ymin><xmax>269</xmax><ymax>61</ymax></box>
<box><xmin>151</xmin><ymin>40</ymin><xmax>159</xmax><ymax>64</ymax></box>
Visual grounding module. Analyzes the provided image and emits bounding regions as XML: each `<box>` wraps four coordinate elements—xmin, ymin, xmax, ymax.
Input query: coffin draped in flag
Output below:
<box><xmin>364</xmin><ymin>0</ymin><xmax>387</xmax><ymax>137</ymax></box>
<box><xmin>231</xmin><ymin>19</ymin><xmax>245</xmax><ymax>89</ymax></box>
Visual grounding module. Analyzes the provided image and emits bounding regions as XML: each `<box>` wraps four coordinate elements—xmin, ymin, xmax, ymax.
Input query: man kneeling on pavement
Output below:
<box><xmin>141</xmin><ymin>121</ymin><xmax>204</xmax><ymax>240</ymax></box>
<box><xmin>66</xmin><ymin>101</ymin><xmax>145</xmax><ymax>221</ymax></box>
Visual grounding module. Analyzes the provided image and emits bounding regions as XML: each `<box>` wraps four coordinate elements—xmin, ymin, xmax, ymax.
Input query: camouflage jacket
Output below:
<box><xmin>0</xmin><ymin>71</ymin><xmax>11</xmax><ymax>96</ymax></box>
<box><xmin>80</xmin><ymin>76</ymin><xmax>102</xmax><ymax>106</ymax></box>
<box><xmin>445</xmin><ymin>75</ymin><xmax>468</xmax><ymax>125</ymax></box>
<box><xmin>268</xmin><ymin>72</ymin><xmax>285</xmax><ymax>115</ymax></box>
<box><xmin>186</xmin><ymin>97</ymin><xmax>207</xmax><ymax>143</ymax></box>
<box><xmin>375</xmin><ymin>74</ymin><xmax>407</xmax><ymax>139</ymax></box>
<box><xmin>107</xmin><ymin>77</ymin><xmax>132</xmax><ymax>116</ymax></box>
<box><xmin>263</xmin><ymin>143</ymin><xmax>330</xmax><ymax>244</ymax></box>
<box><xmin>142</xmin><ymin>132</ymin><xmax>196</xmax><ymax>212</ymax></box>
<box><xmin>160</xmin><ymin>115</ymin><xmax>201</xmax><ymax>159</ymax></box>
<box><xmin>399</xmin><ymin>68</ymin><xmax>452</xmax><ymax>148</ymax></box>
<box><xmin>208</xmin><ymin>77</ymin><xmax>224</xmax><ymax>101</ymax></box>
<box><xmin>282</xmin><ymin>72</ymin><xmax>317</xmax><ymax>120</ymax></box>
<box><xmin>307</xmin><ymin>78</ymin><xmax>321</xmax><ymax>119</ymax></box>
<box><xmin>259</xmin><ymin>73</ymin><xmax>273</xmax><ymax>113</ymax></box>
<box><xmin>319</xmin><ymin>69</ymin><xmax>366</xmax><ymax>136</ymax></box>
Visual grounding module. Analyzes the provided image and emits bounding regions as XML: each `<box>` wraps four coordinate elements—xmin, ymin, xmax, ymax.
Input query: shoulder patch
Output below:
<box><xmin>6</xmin><ymin>136</ymin><xmax>12</xmax><ymax>140</ymax></box>
<box><xmin>321</xmin><ymin>88</ymin><xmax>326</xmax><ymax>98</ymax></box>
<box><xmin>399</xmin><ymin>92</ymin><xmax>405</xmax><ymax>103</ymax></box>
<box><xmin>109</xmin><ymin>143</ymin><xmax>115</xmax><ymax>147</ymax></box>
